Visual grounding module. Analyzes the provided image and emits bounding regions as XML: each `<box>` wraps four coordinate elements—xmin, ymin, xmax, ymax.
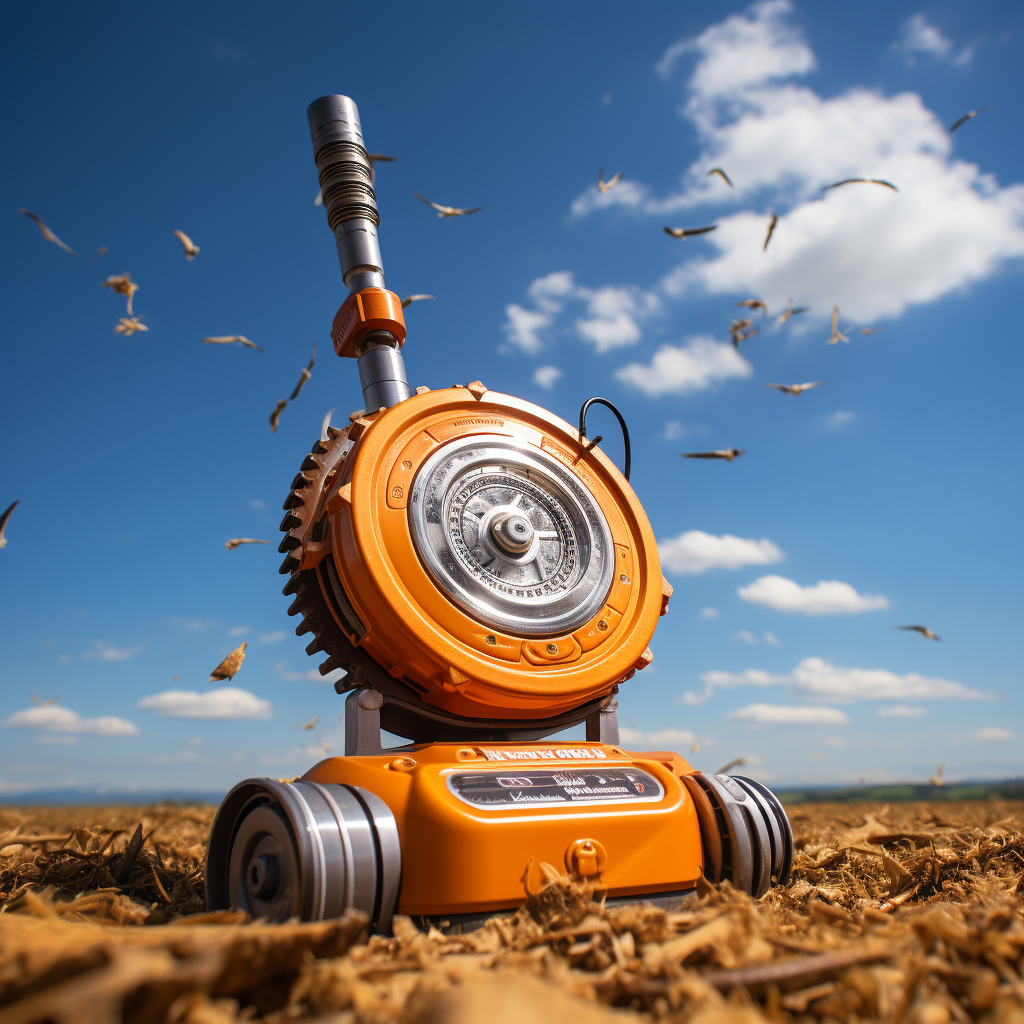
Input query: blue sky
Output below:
<box><xmin>1</xmin><ymin>1</ymin><xmax>1021</xmax><ymax>795</ymax></box>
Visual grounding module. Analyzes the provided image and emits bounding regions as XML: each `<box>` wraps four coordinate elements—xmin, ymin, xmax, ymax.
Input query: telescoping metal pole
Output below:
<box><xmin>307</xmin><ymin>95</ymin><xmax>413</xmax><ymax>411</ymax></box>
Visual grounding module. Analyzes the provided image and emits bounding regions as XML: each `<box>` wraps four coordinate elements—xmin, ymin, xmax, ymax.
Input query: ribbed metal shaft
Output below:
<box><xmin>307</xmin><ymin>95</ymin><xmax>411</xmax><ymax>410</ymax></box>
<box><xmin>307</xmin><ymin>95</ymin><xmax>385</xmax><ymax>292</ymax></box>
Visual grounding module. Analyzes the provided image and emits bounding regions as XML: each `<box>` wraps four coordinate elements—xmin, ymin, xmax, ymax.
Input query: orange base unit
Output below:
<box><xmin>303</xmin><ymin>744</ymin><xmax>703</xmax><ymax>918</ymax></box>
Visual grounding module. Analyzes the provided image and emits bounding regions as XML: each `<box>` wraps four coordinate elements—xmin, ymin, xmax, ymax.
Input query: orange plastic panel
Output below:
<box><xmin>326</xmin><ymin>386</ymin><xmax>664</xmax><ymax>721</ymax></box>
<box><xmin>303</xmin><ymin>744</ymin><xmax>703</xmax><ymax>917</ymax></box>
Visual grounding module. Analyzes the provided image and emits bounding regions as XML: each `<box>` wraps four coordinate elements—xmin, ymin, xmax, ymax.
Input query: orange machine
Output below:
<box><xmin>205</xmin><ymin>95</ymin><xmax>792</xmax><ymax>932</ymax></box>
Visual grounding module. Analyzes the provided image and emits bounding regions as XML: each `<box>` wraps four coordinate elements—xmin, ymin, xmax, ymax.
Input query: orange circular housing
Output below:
<box><xmin>326</xmin><ymin>385</ymin><xmax>664</xmax><ymax>721</ymax></box>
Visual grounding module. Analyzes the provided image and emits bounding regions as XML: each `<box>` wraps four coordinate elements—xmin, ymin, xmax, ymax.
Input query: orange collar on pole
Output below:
<box><xmin>331</xmin><ymin>288</ymin><xmax>407</xmax><ymax>358</ymax></box>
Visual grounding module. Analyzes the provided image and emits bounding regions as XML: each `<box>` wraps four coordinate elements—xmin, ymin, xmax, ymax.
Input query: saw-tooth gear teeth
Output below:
<box><xmin>300</xmin><ymin>455</ymin><xmax>320</xmax><ymax>472</ymax></box>
<box><xmin>290</xmin><ymin>473</ymin><xmax>310</xmax><ymax>491</ymax></box>
<box><xmin>283</xmin><ymin>492</ymin><xmax>305</xmax><ymax>510</ymax></box>
<box><xmin>319</xmin><ymin>656</ymin><xmax>342</xmax><ymax>676</ymax></box>
<box><xmin>326</xmin><ymin>426</ymin><xmax>343</xmax><ymax>440</ymax></box>
<box><xmin>282</xmin><ymin>575</ymin><xmax>304</xmax><ymax>597</ymax></box>
<box><xmin>310</xmin><ymin>440</ymin><xmax>327</xmax><ymax>455</ymax></box>
<box><xmin>305</xmin><ymin>637</ymin><xmax>327</xmax><ymax>655</ymax></box>
<box><xmin>279</xmin><ymin>553</ymin><xmax>301</xmax><ymax>575</ymax></box>
<box><xmin>287</xmin><ymin>596</ymin><xmax>312</xmax><ymax>618</ymax></box>
<box><xmin>278</xmin><ymin>534</ymin><xmax>302</xmax><ymax>554</ymax></box>
<box><xmin>279</xmin><ymin>511</ymin><xmax>302</xmax><ymax>532</ymax></box>
<box><xmin>295</xmin><ymin>616</ymin><xmax>321</xmax><ymax>637</ymax></box>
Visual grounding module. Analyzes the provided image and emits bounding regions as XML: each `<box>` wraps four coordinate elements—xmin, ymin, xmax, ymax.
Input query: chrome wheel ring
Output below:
<box><xmin>408</xmin><ymin>436</ymin><xmax>614</xmax><ymax>637</ymax></box>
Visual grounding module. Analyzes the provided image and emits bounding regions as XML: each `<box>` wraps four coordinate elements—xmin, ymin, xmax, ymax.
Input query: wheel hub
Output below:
<box><xmin>408</xmin><ymin>437</ymin><xmax>615</xmax><ymax>638</ymax></box>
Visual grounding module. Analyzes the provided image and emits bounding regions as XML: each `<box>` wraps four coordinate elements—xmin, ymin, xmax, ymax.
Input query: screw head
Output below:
<box><xmin>546</xmin><ymin>643</ymin><xmax>559</xmax><ymax>654</ymax></box>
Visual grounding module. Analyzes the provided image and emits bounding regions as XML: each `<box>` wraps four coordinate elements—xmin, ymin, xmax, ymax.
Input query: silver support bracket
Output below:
<box><xmin>586</xmin><ymin>691</ymin><xmax>619</xmax><ymax>745</ymax></box>
<box><xmin>345</xmin><ymin>688</ymin><xmax>384</xmax><ymax>756</ymax></box>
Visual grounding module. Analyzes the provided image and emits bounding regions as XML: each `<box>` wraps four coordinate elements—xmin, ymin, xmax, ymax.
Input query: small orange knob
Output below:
<box><xmin>565</xmin><ymin>838</ymin><xmax>607</xmax><ymax>879</ymax></box>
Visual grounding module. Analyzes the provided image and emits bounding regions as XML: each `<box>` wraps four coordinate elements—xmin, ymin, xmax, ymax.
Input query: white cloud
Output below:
<box><xmin>82</xmin><ymin>642</ymin><xmax>143</xmax><ymax>662</ymax></box>
<box><xmin>575</xmin><ymin>2</ymin><xmax>1023</xmax><ymax>324</ymax></box>
<box><xmin>657</xmin><ymin>0</ymin><xmax>815</xmax><ymax>94</ymax></box>
<box><xmin>171</xmin><ymin>619</ymin><xmax>217</xmax><ymax>631</ymax></box>
<box><xmin>616</xmin><ymin>336</ymin><xmax>751</xmax><ymax>396</ymax></box>
<box><xmin>729</xmin><ymin>703</ymin><xmax>848</xmax><ymax>725</ymax></box>
<box><xmin>502</xmin><ymin>272</ymin><xmax>659</xmax><ymax>354</ymax></box>
<box><xmin>280</xmin><ymin>667</ymin><xmax>345</xmax><ymax>684</ymax></box>
<box><xmin>2</xmin><ymin>705</ymin><xmax>138</xmax><ymax>736</ymax></box>
<box><xmin>693</xmin><ymin>656</ymin><xmax>985</xmax><ymax>705</ymax></box>
<box><xmin>894</xmin><ymin>14</ymin><xmax>950</xmax><ymax>63</ymax></box>
<box><xmin>569</xmin><ymin>179</ymin><xmax>650</xmax><ymax>218</ymax></box>
<box><xmin>619</xmin><ymin>727</ymin><xmax>705</xmax><ymax>748</ymax></box>
<box><xmin>877</xmin><ymin>704</ymin><xmax>928</xmax><ymax>718</ymax></box>
<box><xmin>663</xmin><ymin>421</ymin><xmax>687</xmax><ymax>440</ymax></box>
<box><xmin>738</xmin><ymin>575</ymin><xmax>889</xmax><ymax>615</ymax></box>
<box><xmin>964</xmin><ymin>727</ymin><xmax>1016</xmax><ymax>742</ymax></box>
<box><xmin>660</xmin><ymin>529</ymin><xmax>783</xmax><ymax>575</ymax></box>
<box><xmin>228</xmin><ymin>626</ymin><xmax>251</xmax><ymax>637</ymax></box>
<box><xmin>35</xmin><ymin>734</ymin><xmax>80</xmax><ymax>745</ymax></box>
<box><xmin>503</xmin><ymin>304</ymin><xmax>551</xmax><ymax>355</ymax></box>
<box><xmin>823</xmin><ymin>411</ymin><xmax>856</xmax><ymax>429</ymax></box>
<box><xmin>533</xmin><ymin>365</ymin><xmax>563</xmax><ymax>390</ymax></box>
<box><xmin>260</xmin><ymin>631</ymin><xmax>286</xmax><ymax>644</ymax></box>
<box><xmin>136</xmin><ymin>687</ymin><xmax>271</xmax><ymax>720</ymax></box>
<box><xmin>736</xmin><ymin>630</ymin><xmax>781</xmax><ymax>646</ymax></box>
<box><xmin>824</xmin><ymin>736</ymin><xmax>845</xmax><ymax>747</ymax></box>
<box><xmin>700</xmin><ymin>607</ymin><xmax>720</xmax><ymax>619</ymax></box>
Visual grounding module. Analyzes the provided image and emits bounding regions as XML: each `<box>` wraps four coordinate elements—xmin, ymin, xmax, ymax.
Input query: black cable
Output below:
<box><xmin>578</xmin><ymin>397</ymin><xmax>631</xmax><ymax>481</ymax></box>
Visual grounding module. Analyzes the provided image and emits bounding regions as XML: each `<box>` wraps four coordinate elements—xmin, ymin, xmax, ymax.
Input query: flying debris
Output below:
<box><xmin>930</xmin><ymin>764</ymin><xmax>945</xmax><ymax>787</ymax></box>
<box><xmin>209</xmin><ymin>642</ymin><xmax>247</xmax><ymax>683</ymax></box>
<box><xmin>173</xmin><ymin>230</ymin><xmax>200</xmax><ymax>260</ymax></box>
<box><xmin>707</xmin><ymin>168</ymin><xmax>732</xmax><ymax>187</ymax></box>
<box><xmin>860</xmin><ymin>326</ymin><xmax>884</xmax><ymax>335</ymax></box>
<box><xmin>949</xmin><ymin>106</ymin><xmax>992</xmax><ymax>133</ymax></box>
<box><xmin>822</xmin><ymin>178</ymin><xmax>898</xmax><ymax>192</ymax></box>
<box><xmin>102</xmin><ymin>273</ymin><xmax>139</xmax><ymax>315</ymax></box>
<box><xmin>898</xmin><ymin>625</ymin><xmax>941</xmax><ymax>641</ymax></box>
<box><xmin>765</xmin><ymin>380</ymin><xmax>826</xmax><ymax>396</ymax></box>
<box><xmin>776</xmin><ymin>298</ymin><xmax>809</xmax><ymax>324</ymax></box>
<box><xmin>17</xmin><ymin>209</ymin><xmax>78</xmax><ymax>256</ymax></box>
<box><xmin>401</xmin><ymin>294</ymin><xmax>435</xmax><ymax>309</ymax></box>
<box><xmin>828</xmin><ymin>306</ymin><xmax>849</xmax><ymax>345</ymax></box>
<box><xmin>597</xmin><ymin>168</ymin><xmax>622</xmax><ymax>193</ymax></box>
<box><xmin>690</xmin><ymin>742</ymin><xmax>702</xmax><ymax>754</ymax></box>
<box><xmin>716</xmin><ymin>757</ymin><xmax>747</xmax><ymax>774</ymax></box>
<box><xmin>682</xmin><ymin>449</ymin><xmax>745</xmax><ymax>462</ymax></box>
<box><xmin>763</xmin><ymin>212</ymin><xmax>778</xmax><ymax>251</ymax></box>
<box><xmin>414</xmin><ymin>192</ymin><xmax>484</xmax><ymax>219</ymax></box>
<box><xmin>269</xmin><ymin>399</ymin><xmax>288</xmax><ymax>433</ymax></box>
<box><xmin>0</xmin><ymin>501</ymin><xmax>19</xmax><ymax>548</ymax></box>
<box><xmin>663</xmin><ymin>225</ymin><xmax>716</xmax><ymax>239</ymax></box>
<box><xmin>201</xmin><ymin>335</ymin><xmax>264</xmax><ymax>352</ymax></box>
<box><xmin>321</xmin><ymin>408</ymin><xmax>337</xmax><ymax>443</ymax></box>
<box><xmin>31</xmin><ymin>694</ymin><xmax>60</xmax><ymax>706</ymax></box>
<box><xmin>92</xmin><ymin>247</ymin><xmax>108</xmax><ymax>263</ymax></box>
<box><xmin>295</xmin><ymin>717</ymin><xmax>319</xmax><ymax>731</ymax></box>
<box><xmin>736</xmin><ymin>299</ymin><xmax>768</xmax><ymax>316</ymax></box>
<box><xmin>288</xmin><ymin>345</ymin><xmax>317</xmax><ymax>401</ymax></box>
<box><xmin>729</xmin><ymin>318</ymin><xmax>757</xmax><ymax>348</ymax></box>
<box><xmin>114</xmin><ymin>317</ymin><xmax>147</xmax><ymax>336</ymax></box>
<box><xmin>225</xmin><ymin>538</ymin><xmax>270</xmax><ymax>551</ymax></box>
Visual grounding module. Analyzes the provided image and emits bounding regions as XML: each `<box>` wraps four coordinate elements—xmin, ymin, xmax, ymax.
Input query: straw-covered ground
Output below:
<box><xmin>0</xmin><ymin>801</ymin><xmax>1021</xmax><ymax>1024</ymax></box>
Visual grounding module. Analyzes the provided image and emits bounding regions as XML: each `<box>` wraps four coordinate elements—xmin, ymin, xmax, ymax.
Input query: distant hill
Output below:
<box><xmin>775</xmin><ymin>779</ymin><xmax>1024</xmax><ymax>804</ymax></box>
<box><xmin>0</xmin><ymin>787</ymin><xmax>225</xmax><ymax>807</ymax></box>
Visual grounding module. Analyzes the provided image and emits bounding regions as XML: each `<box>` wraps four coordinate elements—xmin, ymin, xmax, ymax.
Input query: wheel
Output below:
<box><xmin>206</xmin><ymin>778</ymin><xmax>401</xmax><ymax>930</ymax></box>
<box><xmin>680</xmin><ymin>771</ymin><xmax>793</xmax><ymax>897</ymax></box>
